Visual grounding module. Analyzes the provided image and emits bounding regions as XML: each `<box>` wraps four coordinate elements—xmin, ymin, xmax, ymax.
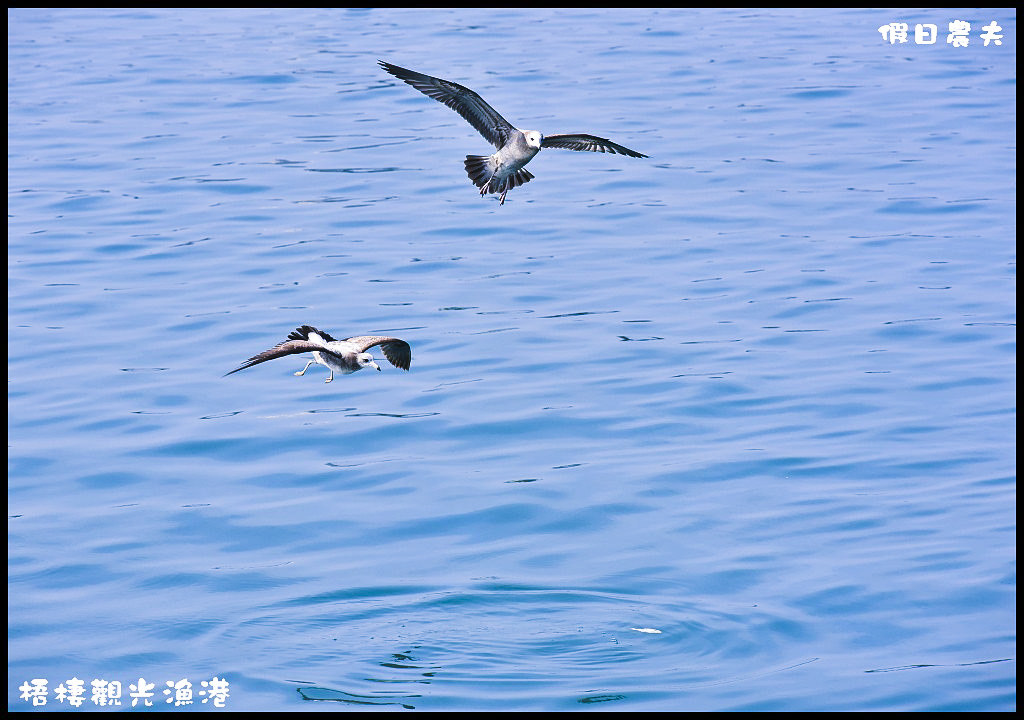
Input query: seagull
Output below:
<box><xmin>225</xmin><ymin>325</ymin><xmax>411</xmax><ymax>383</ymax></box>
<box><xmin>379</xmin><ymin>60</ymin><xmax>648</xmax><ymax>205</ymax></box>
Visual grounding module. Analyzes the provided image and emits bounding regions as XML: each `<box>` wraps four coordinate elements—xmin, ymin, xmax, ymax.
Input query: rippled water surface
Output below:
<box><xmin>8</xmin><ymin>8</ymin><xmax>1016</xmax><ymax>711</ymax></box>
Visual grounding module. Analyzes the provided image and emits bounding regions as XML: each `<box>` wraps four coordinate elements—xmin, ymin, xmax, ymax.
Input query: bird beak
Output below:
<box><xmin>372</xmin><ymin>362</ymin><xmax>381</xmax><ymax>372</ymax></box>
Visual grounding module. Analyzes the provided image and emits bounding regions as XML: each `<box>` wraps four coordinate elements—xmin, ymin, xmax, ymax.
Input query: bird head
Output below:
<box><xmin>357</xmin><ymin>353</ymin><xmax>381</xmax><ymax>371</ymax></box>
<box><xmin>524</xmin><ymin>130</ymin><xmax>544</xmax><ymax>149</ymax></box>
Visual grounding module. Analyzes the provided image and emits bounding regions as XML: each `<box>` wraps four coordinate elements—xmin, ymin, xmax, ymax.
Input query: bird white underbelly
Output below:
<box><xmin>313</xmin><ymin>350</ymin><xmax>359</xmax><ymax>374</ymax></box>
<box><xmin>493</xmin><ymin>144</ymin><xmax>539</xmax><ymax>178</ymax></box>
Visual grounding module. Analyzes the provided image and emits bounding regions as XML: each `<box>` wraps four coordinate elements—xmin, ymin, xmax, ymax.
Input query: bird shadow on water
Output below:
<box><xmin>295</xmin><ymin>685</ymin><xmax>419</xmax><ymax>709</ymax></box>
<box><xmin>291</xmin><ymin>647</ymin><xmax>436</xmax><ymax>709</ymax></box>
<box><xmin>294</xmin><ymin>685</ymin><xmax>419</xmax><ymax>709</ymax></box>
<box><xmin>345</xmin><ymin>411</ymin><xmax>440</xmax><ymax>418</ymax></box>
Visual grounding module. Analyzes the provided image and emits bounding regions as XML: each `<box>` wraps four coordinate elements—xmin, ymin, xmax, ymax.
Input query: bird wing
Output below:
<box><xmin>541</xmin><ymin>133</ymin><xmax>648</xmax><ymax>158</ymax></box>
<box><xmin>345</xmin><ymin>336</ymin><xmax>412</xmax><ymax>371</ymax></box>
<box><xmin>288</xmin><ymin>324</ymin><xmax>337</xmax><ymax>343</ymax></box>
<box><xmin>225</xmin><ymin>339</ymin><xmax>332</xmax><ymax>376</ymax></box>
<box><xmin>379</xmin><ymin>61</ymin><xmax>516</xmax><ymax>150</ymax></box>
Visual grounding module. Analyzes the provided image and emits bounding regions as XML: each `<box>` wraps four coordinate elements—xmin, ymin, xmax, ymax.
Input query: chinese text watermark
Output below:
<box><xmin>17</xmin><ymin>676</ymin><xmax>230</xmax><ymax>708</ymax></box>
<box><xmin>878</xmin><ymin>20</ymin><xmax>1005</xmax><ymax>47</ymax></box>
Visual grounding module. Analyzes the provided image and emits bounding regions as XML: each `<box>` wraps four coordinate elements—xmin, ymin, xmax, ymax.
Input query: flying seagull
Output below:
<box><xmin>379</xmin><ymin>60</ymin><xmax>648</xmax><ymax>205</ymax></box>
<box><xmin>225</xmin><ymin>325</ymin><xmax>411</xmax><ymax>383</ymax></box>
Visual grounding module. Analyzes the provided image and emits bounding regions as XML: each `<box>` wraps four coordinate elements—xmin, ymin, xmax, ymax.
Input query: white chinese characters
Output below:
<box><xmin>980</xmin><ymin>21</ymin><xmax>1004</xmax><ymax>46</ymax></box>
<box><xmin>18</xmin><ymin>676</ymin><xmax>230</xmax><ymax>708</ymax></box>
<box><xmin>947</xmin><ymin>20</ymin><xmax>971</xmax><ymax>47</ymax></box>
<box><xmin>879</xmin><ymin>19</ymin><xmax>1006</xmax><ymax>47</ymax></box>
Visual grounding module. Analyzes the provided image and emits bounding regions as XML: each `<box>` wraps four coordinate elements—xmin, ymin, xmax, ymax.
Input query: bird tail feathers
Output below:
<box><xmin>464</xmin><ymin>155</ymin><xmax>493</xmax><ymax>189</ymax></box>
<box><xmin>464</xmin><ymin>156</ymin><xmax>535</xmax><ymax>195</ymax></box>
<box><xmin>507</xmin><ymin>168</ymin><xmax>534</xmax><ymax>189</ymax></box>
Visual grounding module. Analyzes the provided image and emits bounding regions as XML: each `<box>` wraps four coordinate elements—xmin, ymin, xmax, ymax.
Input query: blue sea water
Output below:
<box><xmin>7</xmin><ymin>7</ymin><xmax>1015</xmax><ymax>712</ymax></box>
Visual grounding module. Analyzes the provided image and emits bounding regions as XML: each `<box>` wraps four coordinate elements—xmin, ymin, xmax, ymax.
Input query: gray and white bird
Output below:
<box><xmin>225</xmin><ymin>325</ymin><xmax>411</xmax><ymax>383</ymax></box>
<box><xmin>379</xmin><ymin>60</ymin><xmax>648</xmax><ymax>205</ymax></box>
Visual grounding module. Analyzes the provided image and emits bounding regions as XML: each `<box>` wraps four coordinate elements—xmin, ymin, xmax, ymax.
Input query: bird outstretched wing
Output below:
<box><xmin>541</xmin><ymin>133</ymin><xmax>647</xmax><ymax>158</ymax></box>
<box><xmin>379</xmin><ymin>61</ymin><xmax>516</xmax><ymax>150</ymax></box>
<box><xmin>225</xmin><ymin>339</ymin><xmax>332</xmax><ymax>376</ymax></box>
<box><xmin>288</xmin><ymin>325</ymin><xmax>337</xmax><ymax>343</ymax></box>
<box><xmin>345</xmin><ymin>335</ymin><xmax>412</xmax><ymax>371</ymax></box>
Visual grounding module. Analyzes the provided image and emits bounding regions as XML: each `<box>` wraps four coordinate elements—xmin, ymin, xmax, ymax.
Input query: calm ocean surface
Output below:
<box><xmin>8</xmin><ymin>8</ymin><xmax>1015</xmax><ymax>712</ymax></box>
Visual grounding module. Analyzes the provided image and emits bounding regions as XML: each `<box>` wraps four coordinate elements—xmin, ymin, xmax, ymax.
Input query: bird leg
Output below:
<box><xmin>324</xmin><ymin>370</ymin><xmax>334</xmax><ymax>383</ymax></box>
<box><xmin>295</xmin><ymin>359</ymin><xmax>315</xmax><ymax>377</ymax></box>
